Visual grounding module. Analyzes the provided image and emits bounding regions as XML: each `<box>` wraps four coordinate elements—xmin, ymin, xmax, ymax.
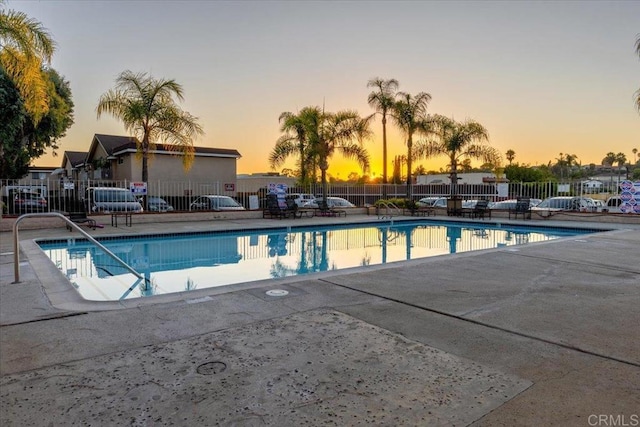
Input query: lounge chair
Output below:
<box><xmin>509</xmin><ymin>198</ymin><xmax>531</xmax><ymax>219</ymax></box>
<box><xmin>263</xmin><ymin>194</ymin><xmax>298</xmax><ymax>219</ymax></box>
<box><xmin>66</xmin><ymin>211</ymin><xmax>98</xmax><ymax>231</ymax></box>
<box><xmin>316</xmin><ymin>200</ymin><xmax>347</xmax><ymax>217</ymax></box>
<box><xmin>404</xmin><ymin>199</ymin><xmax>435</xmax><ymax>217</ymax></box>
<box><xmin>463</xmin><ymin>199</ymin><xmax>491</xmax><ymax>219</ymax></box>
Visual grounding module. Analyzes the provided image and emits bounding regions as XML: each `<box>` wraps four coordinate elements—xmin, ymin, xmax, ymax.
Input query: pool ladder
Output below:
<box><xmin>12</xmin><ymin>212</ymin><xmax>145</xmax><ymax>286</ymax></box>
<box><xmin>377</xmin><ymin>201</ymin><xmax>402</xmax><ymax>219</ymax></box>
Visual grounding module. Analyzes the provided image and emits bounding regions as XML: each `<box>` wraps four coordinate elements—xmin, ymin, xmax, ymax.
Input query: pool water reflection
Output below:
<box><xmin>38</xmin><ymin>221</ymin><xmax>590</xmax><ymax>301</ymax></box>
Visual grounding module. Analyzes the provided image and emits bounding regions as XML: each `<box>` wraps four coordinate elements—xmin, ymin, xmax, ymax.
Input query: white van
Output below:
<box><xmin>85</xmin><ymin>187</ymin><xmax>143</xmax><ymax>213</ymax></box>
<box><xmin>603</xmin><ymin>196</ymin><xmax>622</xmax><ymax>213</ymax></box>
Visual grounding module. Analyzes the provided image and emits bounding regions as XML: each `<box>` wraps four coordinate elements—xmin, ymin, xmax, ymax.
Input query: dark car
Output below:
<box><xmin>146</xmin><ymin>196</ymin><xmax>174</xmax><ymax>212</ymax></box>
<box><xmin>13</xmin><ymin>191</ymin><xmax>48</xmax><ymax>213</ymax></box>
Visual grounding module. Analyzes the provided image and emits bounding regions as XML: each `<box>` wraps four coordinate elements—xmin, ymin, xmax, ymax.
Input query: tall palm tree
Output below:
<box><xmin>367</xmin><ymin>77</ymin><xmax>399</xmax><ymax>184</ymax></box>
<box><xmin>270</xmin><ymin>107</ymin><xmax>318</xmax><ymax>185</ymax></box>
<box><xmin>391</xmin><ymin>91</ymin><xmax>433</xmax><ymax>198</ymax></box>
<box><xmin>632</xmin><ymin>148</ymin><xmax>638</xmax><ymax>165</ymax></box>
<box><xmin>96</xmin><ymin>70</ymin><xmax>204</xmax><ymax>183</ymax></box>
<box><xmin>414</xmin><ymin>115</ymin><xmax>496</xmax><ymax>198</ymax></box>
<box><xmin>505</xmin><ymin>149</ymin><xmax>516</xmax><ymax>165</ymax></box>
<box><xmin>302</xmin><ymin>107</ymin><xmax>371</xmax><ymax>201</ymax></box>
<box><xmin>0</xmin><ymin>1</ymin><xmax>55</xmax><ymax>122</ymax></box>
<box><xmin>615</xmin><ymin>152</ymin><xmax>627</xmax><ymax>180</ymax></box>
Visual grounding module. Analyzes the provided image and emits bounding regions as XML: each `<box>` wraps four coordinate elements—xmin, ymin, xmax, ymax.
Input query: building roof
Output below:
<box><xmin>62</xmin><ymin>151</ymin><xmax>88</xmax><ymax>168</ymax></box>
<box><xmin>89</xmin><ymin>134</ymin><xmax>241</xmax><ymax>160</ymax></box>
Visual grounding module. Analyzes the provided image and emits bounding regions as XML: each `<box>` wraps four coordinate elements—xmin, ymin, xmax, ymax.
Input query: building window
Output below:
<box><xmin>118</xmin><ymin>157</ymin><xmax>124</xmax><ymax>164</ymax></box>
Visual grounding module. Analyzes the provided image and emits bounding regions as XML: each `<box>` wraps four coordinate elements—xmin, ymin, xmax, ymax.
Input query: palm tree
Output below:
<box><xmin>301</xmin><ymin>107</ymin><xmax>371</xmax><ymax>201</ymax></box>
<box><xmin>414</xmin><ymin>115</ymin><xmax>496</xmax><ymax>198</ymax></box>
<box><xmin>505</xmin><ymin>149</ymin><xmax>515</xmax><ymax>165</ymax></box>
<box><xmin>633</xmin><ymin>148</ymin><xmax>638</xmax><ymax>166</ymax></box>
<box><xmin>615</xmin><ymin>152</ymin><xmax>627</xmax><ymax>180</ymax></box>
<box><xmin>367</xmin><ymin>77</ymin><xmax>399</xmax><ymax>184</ymax></box>
<box><xmin>603</xmin><ymin>152</ymin><xmax>617</xmax><ymax>167</ymax></box>
<box><xmin>391</xmin><ymin>91</ymin><xmax>433</xmax><ymax>198</ymax></box>
<box><xmin>96</xmin><ymin>70</ymin><xmax>204</xmax><ymax>184</ymax></box>
<box><xmin>270</xmin><ymin>107</ymin><xmax>318</xmax><ymax>186</ymax></box>
<box><xmin>0</xmin><ymin>1</ymin><xmax>55</xmax><ymax>122</ymax></box>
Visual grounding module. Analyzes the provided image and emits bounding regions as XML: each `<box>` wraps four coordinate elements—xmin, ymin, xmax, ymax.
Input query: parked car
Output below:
<box><xmin>531</xmin><ymin>196</ymin><xmax>596</xmax><ymax>212</ymax></box>
<box><xmin>489</xmin><ymin>199</ymin><xmax>519</xmax><ymax>210</ymax></box>
<box><xmin>303</xmin><ymin>197</ymin><xmax>355</xmax><ymax>209</ymax></box>
<box><xmin>190</xmin><ymin>195</ymin><xmax>246</xmax><ymax>211</ymax></box>
<box><xmin>13</xmin><ymin>191</ymin><xmax>48</xmax><ymax>213</ymax></box>
<box><xmin>85</xmin><ymin>187</ymin><xmax>143</xmax><ymax>213</ymax></box>
<box><xmin>145</xmin><ymin>196</ymin><xmax>174</xmax><ymax>212</ymax></box>
<box><xmin>489</xmin><ymin>199</ymin><xmax>541</xmax><ymax>210</ymax></box>
<box><xmin>603</xmin><ymin>196</ymin><xmax>622</xmax><ymax>213</ymax></box>
<box><xmin>286</xmin><ymin>193</ymin><xmax>316</xmax><ymax>207</ymax></box>
<box><xmin>416</xmin><ymin>197</ymin><xmax>447</xmax><ymax>208</ymax></box>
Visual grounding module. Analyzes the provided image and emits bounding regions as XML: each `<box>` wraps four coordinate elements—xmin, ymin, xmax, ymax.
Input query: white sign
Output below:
<box><xmin>130</xmin><ymin>182</ymin><xmax>147</xmax><ymax>195</ymax></box>
<box><xmin>248</xmin><ymin>195</ymin><xmax>259</xmax><ymax>210</ymax></box>
<box><xmin>497</xmin><ymin>183</ymin><xmax>509</xmax><ymax>198</ymax></box>
<box><xmin>63</xmin><ymin>182</ymin><xmax>75</xmax><ymax>190</ymax></box>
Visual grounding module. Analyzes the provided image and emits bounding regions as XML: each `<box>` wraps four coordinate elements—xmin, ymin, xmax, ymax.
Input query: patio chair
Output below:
<box><xmin>66</xmin><ymin>211</ymin><xmax>98</xmax><ymax>231</ymax></box>
<box><xmin>316</xmin><ymin>200</ymin><xmax>347</xmax><ymax>217</ymax></box>
<box><xmin>263</xmin><ymin>194</ymin><xmax>297</xmax><ymax>219</ymax></box>
<box><xmin>404</xmin><ymin>199</ymin><xmax>435</xmax><ymax>217</ymax></box>
<box><xmin>509</xmin><ymin>198</ymin><xmax>531</xmax><ymax>219</ymax></box>
<box><xmin>469</xmin><ymin>199</ymin><xmax>491</xmax><ymax>220</ymax></box>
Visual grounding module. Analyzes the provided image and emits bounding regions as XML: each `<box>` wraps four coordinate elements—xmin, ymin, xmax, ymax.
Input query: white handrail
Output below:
<box><xmin>12</xmin><ymin>212</ymin><xmax>143</xmax><ymax>284</ymax></box>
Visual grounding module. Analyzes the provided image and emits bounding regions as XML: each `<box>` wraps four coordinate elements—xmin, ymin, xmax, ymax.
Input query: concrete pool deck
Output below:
<box><xmin>1</xmin><ymin>214</ymin><xmax>639</xmax><ymax>426</ymax></box>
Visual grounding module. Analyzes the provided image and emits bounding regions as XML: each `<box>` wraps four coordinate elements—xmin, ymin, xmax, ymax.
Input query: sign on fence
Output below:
<box><xmin>619</xmin><ymin>180</ymin><xmax>640</xmax><ymax>214</ymax></box>
<box><xmin>130</xmin><ymin>182</ymin><xmax>147</xmax><ymax>195</ymax></box>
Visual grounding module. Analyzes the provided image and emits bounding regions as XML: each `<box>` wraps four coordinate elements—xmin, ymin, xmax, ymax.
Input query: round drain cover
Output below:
<box><xmin>266</xmin><ymin>289</ymin><xmax>289</xmax><ymax>297</ymax></box>
<box><xmin>196</xmin><ymin>361</ymin><xmax>227</xmax><ymax>375</ymax></box>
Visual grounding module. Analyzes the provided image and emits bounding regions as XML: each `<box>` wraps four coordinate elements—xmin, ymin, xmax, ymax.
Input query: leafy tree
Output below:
<box><xmin>0</xmin><ymin>67</ymin><xmax>74</xmax><ymax>179</ymax></box>
<box><xmin>367</xmin><ymin>77</ymin><xmax>399</xmax><ymax>184</ymax></box>
<box><xmin>391</xmin><ymin>155</ymin><xmax>405</xmax><ymax>184</ymax></box>
<box><xmin>97</xmin><ymin>70</ymin><xmax>204</xmax><ymax>183</ymax></box>
<box><xmin>391</xmin><ymin>91</ymin><xmax>433</xmax><ymax>197</ymax></box>
<box><xmin>602</xmin><ymin>152</ymin><xmax>617</xmax><ymax>167</ymax></box>
<box><xmin>270</xmin><ymin>107</ymin><xmax>318</xmax><ymax>185</ymax></box>
<box><xmin>414</xmin><ymin>115</ymin><xmax>498</xmax><ymax>197</ymax></box>
<box><xmin>0</xmin><ymin>1</ymin><xmax>55</xmax><ymax>122</ymax></box>
<box><xmin>413</xmin><ymin>164</ymin><xmax>426</xmax><ymax>176</ymax></box>
<box><xmin>279</xmin><ymin>168</ymin><xmax>297</xmax><ymax>178</ymax></box>
<box><xmin>505</xmin><ymin>149</ymin><xmax>515</xmax><ymax>165</ymax></box>
<box><xmin>504</xmin><ymin>163</ymin><xmax>554</xmax><ymax>182</ymax></box>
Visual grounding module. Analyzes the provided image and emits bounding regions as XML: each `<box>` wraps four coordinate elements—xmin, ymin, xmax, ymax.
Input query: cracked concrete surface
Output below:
<box><xmin>0</xmin><ymin>310</ymin><xmax>531</xmax><ymax>426</ymax></box>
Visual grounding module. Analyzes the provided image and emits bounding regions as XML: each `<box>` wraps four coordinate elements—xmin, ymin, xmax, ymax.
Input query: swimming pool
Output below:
<box><xmin>38</xmin><ymin>220</ymin><xmax>595</xmax><ymax>301</ymax></box>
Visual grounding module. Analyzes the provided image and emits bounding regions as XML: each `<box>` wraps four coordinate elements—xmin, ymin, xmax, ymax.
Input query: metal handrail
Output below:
<box><xmin>377</xmin><ymin>201</ymin><xmax>402</xmax><ymax>219</ymax></box>
<box><xmin>12</xmin><ymin>212</ymin><xmax>143</xmax><ymax>284</ymax></box>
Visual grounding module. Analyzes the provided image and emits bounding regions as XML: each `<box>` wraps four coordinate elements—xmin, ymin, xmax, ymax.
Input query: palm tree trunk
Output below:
<box><xmin>406</xmin><ymin>135</ymin><xmax>412</xmax><ymax>198</ymax></box>
<box><xmin>450</xmin><ymin>155</ymin><xmax>458</xmax><ymax>197</ymax></box>
<box><xmin>382</xmin><ymin>115</ymin><xmax>388</xmax><ymax>185</ymax></box>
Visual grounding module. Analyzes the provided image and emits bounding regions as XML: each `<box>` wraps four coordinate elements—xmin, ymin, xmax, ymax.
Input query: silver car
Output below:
<box><xmin>190</xmin><ymin>195</ymin><xmax>245</xmax><ymax>211</ymax></box>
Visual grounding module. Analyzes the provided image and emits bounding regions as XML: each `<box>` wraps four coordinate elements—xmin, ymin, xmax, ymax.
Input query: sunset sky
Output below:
<box><xmin>12</xmin><ymin>0</ymin><xmax>640</xmax><ymax>177</ymax></box>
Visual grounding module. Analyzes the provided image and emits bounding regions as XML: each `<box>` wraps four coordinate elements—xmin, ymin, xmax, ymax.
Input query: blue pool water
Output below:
<box><xmin>38</xmin><ymin>220</ymin><xmax>595</xmax><ymax>301</ymax></box>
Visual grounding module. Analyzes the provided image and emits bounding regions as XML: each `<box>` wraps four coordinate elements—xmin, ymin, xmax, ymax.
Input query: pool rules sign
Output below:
<box><xmin>130</xmin><ymin>182</ymin><xmax>147</xmax><ymax>196</ymax></box>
